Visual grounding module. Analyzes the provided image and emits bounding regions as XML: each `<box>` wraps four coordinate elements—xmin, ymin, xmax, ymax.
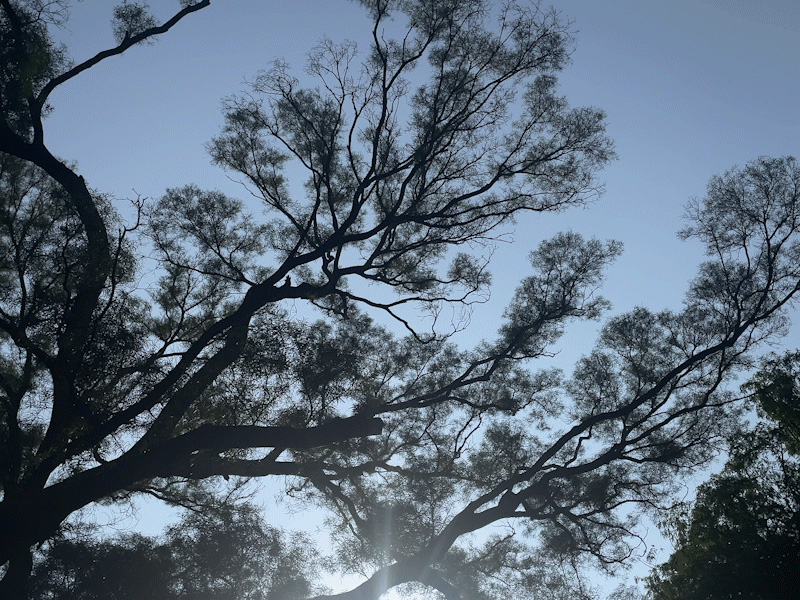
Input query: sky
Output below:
<box><xmin>42</xmin><ymin>0</ymin><xmax>800</xmax><ymax>595</ymax></box>
<box><xmin>45</xmin><ymin>0</ymin><xmax>800</xmax><ymax>351</ymax></box>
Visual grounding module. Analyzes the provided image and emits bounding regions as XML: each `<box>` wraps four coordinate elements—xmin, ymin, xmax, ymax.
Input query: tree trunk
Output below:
<box><xmin>0</xmin><ymin>548</ymin><xmax>33</xmax><ymax>600</ymax></box>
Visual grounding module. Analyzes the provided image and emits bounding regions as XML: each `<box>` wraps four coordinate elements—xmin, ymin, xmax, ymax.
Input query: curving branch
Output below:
<box><xmin>35</xmin><ymin>1</ymin><xmax>211</xmax><ymax>109</ymax></box>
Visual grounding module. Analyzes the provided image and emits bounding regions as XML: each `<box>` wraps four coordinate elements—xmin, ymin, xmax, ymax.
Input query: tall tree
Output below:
<box><xmin>1</xmin><ymin>1</ymin><xmax>800</xmax><ymax>599</ymax></box>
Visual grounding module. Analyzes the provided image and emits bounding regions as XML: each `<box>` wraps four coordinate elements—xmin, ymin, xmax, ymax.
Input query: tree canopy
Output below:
<box><xmin>2</xmin><ymin>1</ymin><xmax>800</xmax><ymax>599</ymax></box>
<box><xmin>28</xmin><ymin>501</ymin><xmax>319</xmax><ymax>600</ymax></box>
<box><xmin>644</xmin><ymin>352</ymin><xmax>800</xmax><ymax>600</ymax></box>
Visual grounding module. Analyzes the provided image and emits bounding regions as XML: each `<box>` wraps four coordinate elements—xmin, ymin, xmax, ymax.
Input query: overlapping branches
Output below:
<box><xmin>2</xmin><ymin>0</ymin><xmax>800</xmax><ymax>598</ymax></box>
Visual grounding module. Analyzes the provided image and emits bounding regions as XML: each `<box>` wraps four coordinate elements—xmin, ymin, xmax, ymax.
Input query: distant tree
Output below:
<box><xmin>644</xmin><ymin>352</ymin><xmax>800</xmax><ymax>600</ymax></box>
<box><xmin>31</xmin><ymin>534</ymin><xmax>176</xmax><ymax>600</ymax></box>
<box><xmin>29</xmin><ymin>502</ymin><xmax>318</xmax><ymax>600</ymax></box>
<box><xmin>2</xmin><ymin>1</ymin><xmax>800</xmax><ymax>599</ymax></box>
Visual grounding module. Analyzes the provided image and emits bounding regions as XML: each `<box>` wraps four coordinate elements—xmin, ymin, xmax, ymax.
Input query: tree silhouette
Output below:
<box><xmin>2</xmin><ymin>1</ymin><xmax>800</xmax><ymax>599</ymax></box>
<box><xmin>29</xmin><ymin>502</ymin><xmax>318</xmax><ymax>600</ymax></box>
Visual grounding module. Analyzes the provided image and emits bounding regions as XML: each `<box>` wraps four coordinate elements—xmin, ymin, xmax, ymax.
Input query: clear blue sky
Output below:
<box><xmin>44</xmin><ymin>0</ymin><xmax>800</xmax><ymax>594</ymax></box>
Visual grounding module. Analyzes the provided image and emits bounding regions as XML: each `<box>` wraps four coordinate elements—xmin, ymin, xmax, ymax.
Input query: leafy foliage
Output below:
<box><xmin>111</xmin><ymin>2</ymin><xmax>157</xmax><ymax>44</ymax></box>
<box><xmin>30</xmin><ymin>503</ymin><xmax>318</xmax><ymax>600</ymax></box>
<box><xmin>0</xmin><ymin>1</ymin><xmax>70</xmax><ymax>137</ymax></box>
<box><xmin>744</xmin><ymin>351</ymin><xmax>800</xmax><ymax>455</ymax></box>
<box><xmin>645</xmin><ymin>352</ymin><xmax>800</xmax><ymax>600</ymax></box>
<box><xmin>2</xmin><ymin>1</ymin><xmax>800</xmax><ymax>599</ymax></box>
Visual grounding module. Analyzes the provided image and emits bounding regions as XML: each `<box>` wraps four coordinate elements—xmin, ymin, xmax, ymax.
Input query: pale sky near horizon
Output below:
<box><xmin>41</xmin><ymin>0</ymin><xmax>800</xmax><ymax>595</ymax></box>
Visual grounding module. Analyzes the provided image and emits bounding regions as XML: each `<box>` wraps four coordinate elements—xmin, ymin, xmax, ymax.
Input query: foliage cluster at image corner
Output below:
<box><xmin>642</xmin><ymin>352</ymin><xmax>800</xmax><ymax>600</ymax></box>
<box><xmin>1</xmin><ymin>1</ymin><xmax>800</xmax><ymax>599</ymax></box>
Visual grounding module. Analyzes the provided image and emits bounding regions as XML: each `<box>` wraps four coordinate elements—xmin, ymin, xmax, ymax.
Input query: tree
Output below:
<box><xmin>28</xmin><ymin>501</ymin><xmax>319</xmax><ymax>600</ymax></box>
<box><xmin>644</xmin><ymin>352</ymin><xmax>800</xmax><ymax>600</ymax></box>
<box><xmin>745</xmin><ymin>350</ymin><xmax>800</xmax><ymax>454</ymax></box>
<box><xmin>1</xmin><ymin>0</ymin><xmax>800</xmax><ymax>598</ymax></box>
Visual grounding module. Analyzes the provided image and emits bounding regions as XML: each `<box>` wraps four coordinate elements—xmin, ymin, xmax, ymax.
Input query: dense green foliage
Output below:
<box><xmin>646</xmin><ymin>353</ymin><xmax>800</xmax><ymax>600</ymax></box>
<box><xmin>746</xmin><ymin>351</ymin><xmax>800</xmax><ymax>454</ymax></box>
